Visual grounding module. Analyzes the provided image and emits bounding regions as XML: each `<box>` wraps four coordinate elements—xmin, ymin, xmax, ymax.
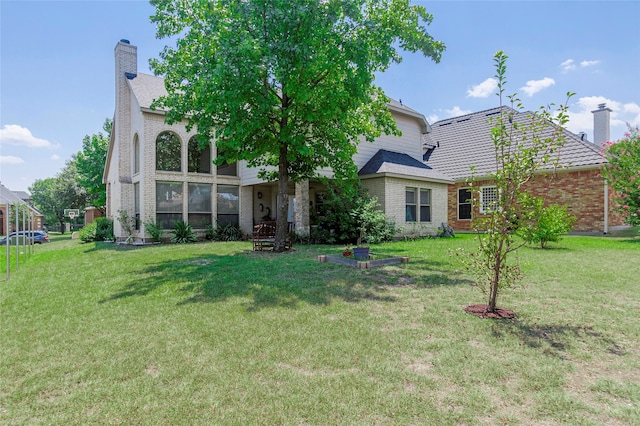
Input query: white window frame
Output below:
<box><xmin>480</xmin><ymin>185</ymin><xmax>498</xmax><ymax>214</ymax></box>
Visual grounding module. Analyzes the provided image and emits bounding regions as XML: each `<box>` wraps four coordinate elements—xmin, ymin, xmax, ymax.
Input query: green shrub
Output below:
<box><xmin>312</xmin><ymin>182</ymin><xmax>396</xmax><ymax>245</ymax></box>
<box><xmin>78</xmin><ymin>221</ymin><xmax>97</xmax><ymax>243</ymax></box>
<box><xmin>143</xmin><ymin>220</ymin><xmax>164</xmax><ymax>243</ymax></box>
<box><xmin>207</xmin><ymin>223</ymin><xmax>243</xmax><ymax>242</ymax></box>
<box><xmin>518</xmin><ymin>202</ymin><xmax>577</xmax><ymax>248</ymax></box>
<box><xmin>170</xmin><ymin>221</ymin><xmax>197</xmax><ymax>244</ymax></box>
<box><xmin>95</xmin><ymin>217</ymin><xmax>114</xmax><ymax>241</ymax></box>
<box><xmin>78</xmin><ymin>218</ymin><xmax>113</xmax><ymax>243</ymax></box>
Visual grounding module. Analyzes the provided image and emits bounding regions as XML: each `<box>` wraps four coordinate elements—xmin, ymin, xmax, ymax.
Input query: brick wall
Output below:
<box><xmin>447</xmin><ymin>168</ymin><xmax>625</xmax><ymax>234</ymax></box>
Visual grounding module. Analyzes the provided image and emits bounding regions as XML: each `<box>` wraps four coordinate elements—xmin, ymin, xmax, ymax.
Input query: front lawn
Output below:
<box><xmin>1</xmin><ymin>232</ymin><xmax>638</xmax><ymax>424</ymax></box>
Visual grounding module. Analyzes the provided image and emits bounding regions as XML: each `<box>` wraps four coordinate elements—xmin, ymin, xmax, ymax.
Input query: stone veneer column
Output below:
<box><xmin>295</xmin><ymin>180</ymin><xmax>310</xmax><ymax>236</ymax></box>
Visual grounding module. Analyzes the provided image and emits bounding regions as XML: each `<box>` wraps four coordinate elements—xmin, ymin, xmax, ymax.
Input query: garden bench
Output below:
<box><xmin>252</xmin><ymin>221</ymin><xmax>293</xmax><ymax>251</ymax></box>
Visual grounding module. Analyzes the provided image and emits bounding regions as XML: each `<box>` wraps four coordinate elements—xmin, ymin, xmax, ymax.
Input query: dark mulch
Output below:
<box><xmin>464</xmin><ymin>304</ymin><xmax>516</xmax><ymax>319</ymax></box>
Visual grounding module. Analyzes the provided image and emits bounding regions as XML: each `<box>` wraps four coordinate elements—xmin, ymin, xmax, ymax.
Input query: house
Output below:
<box><xmin>103</xmin><ymin>40</ymin><xmax>452</xmax><ymax>242</ymax></box>
<box><xmin>423</xmin><ymin>105</ymin><xmax>625</xmax><ymax>234</ymax></box>
<box><xmin>0</xmin><ymin>183</ymin><xmax>45</xmax><ymax>235</ymax></box>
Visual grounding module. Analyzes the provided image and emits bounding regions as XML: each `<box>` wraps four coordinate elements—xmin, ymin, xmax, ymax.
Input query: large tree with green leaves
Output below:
<box><xmin>29</xmin><ymin>156</ymin><xmax>87</xmax><ymax>233</ymax></box>
<box><xmin>76</xmin><ymin>118</ymin><xmax>111</xmax><ymax>210</ymax></box>
<box><xmin>150</xmin><ymin>0</ymin><xmax>445</xmax><ymax>251</ymax></box>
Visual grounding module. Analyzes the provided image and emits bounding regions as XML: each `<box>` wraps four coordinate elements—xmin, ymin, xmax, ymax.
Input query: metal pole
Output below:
<box><xmin>15</xmin><ymin>204</ymin><xmax>19</xmax><ymax>270</ymax></box>
<box><xmin>5</xmin><ymin>203</ymin><xmax>9</xmax><ymax>280</ymax></box>
<box><xmin>22</xmin><ymin>209</ymin><xmax>26</xmax><ymax>263</ymax></box>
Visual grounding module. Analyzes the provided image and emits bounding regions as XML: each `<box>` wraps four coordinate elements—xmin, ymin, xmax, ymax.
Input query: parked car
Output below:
<box><xmin>0</xmin><ymin>231</ymin><xmax>50</xmax><ymax>245</ymax></box>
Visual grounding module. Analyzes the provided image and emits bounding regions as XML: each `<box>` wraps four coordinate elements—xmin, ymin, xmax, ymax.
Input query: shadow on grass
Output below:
<box><xmin>491</xmin><ymin>319</ymin><xmax>627</xmax><ymax>360</ymax></box>
<box><xmin>98</xmin><ymin>250</ymin><xmax>423</xmax><ymax>310</ymax></box>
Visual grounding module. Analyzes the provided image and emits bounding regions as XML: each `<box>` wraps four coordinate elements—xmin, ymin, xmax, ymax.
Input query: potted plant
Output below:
<box><xmin>352</xmin><ymin>228</ymin><xmax>369</xmax><ymax>260</ymax></box>
<box><xmin>342</xmin><ymin>247</ymin><xmax>352</xmax><ymax>257</ymax></box>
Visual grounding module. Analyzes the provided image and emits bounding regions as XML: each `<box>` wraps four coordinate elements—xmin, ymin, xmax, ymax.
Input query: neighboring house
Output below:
<box><xmin>103</xmin><ymin>40</ymin><xmax>452</xmax><ymax>242</ymax></box>
<box><xmin>0</xmin><ymin>184</ymin><xmax>45</xmax><ymax>235</ymax></box>
<box><xmin>423</xmin><ymin>105</ymin><xmax>625</xmax><ymax>234</ymax></box>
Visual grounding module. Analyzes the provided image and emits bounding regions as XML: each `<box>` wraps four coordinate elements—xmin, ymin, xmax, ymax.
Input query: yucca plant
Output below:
<box><xmin>170</xmin><ymin>220</ymin><xmax>196</xmax><ymax>244</ymax></box>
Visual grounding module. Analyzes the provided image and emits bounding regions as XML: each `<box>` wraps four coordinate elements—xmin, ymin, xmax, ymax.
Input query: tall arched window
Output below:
<box><xmin>133</xmin><ymin>134</ymin><xmax>140</xmax><ymax>174</ymax></box>
<box><xmin>187</xmin><ymin>136</ymin><xmax>211</xmax><ymax>174</ymax></box>
<box><xmin>156</xmin><ymin>131</ymin><xmax>182</xmax><ymax>172</ymax></box>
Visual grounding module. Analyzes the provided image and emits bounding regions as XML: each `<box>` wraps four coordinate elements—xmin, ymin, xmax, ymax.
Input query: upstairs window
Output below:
<box><xmin>133</xmin><ymin>134</ymin><xmax>140</xmax><ymax>174</ymax></box>
<box><xmin>216</xmin><ymin>147</ymin><xmax>237</xmax><ymax>176</ymax></box>
<box><xmin>188</xmin><ymin>136</ymin><xmax>211</xmax><ymax>174</ymax></box>
<box><xmin>156</xmin><ymin>131</ymin><xmax>181</xmax><ymax>172</ymax></box>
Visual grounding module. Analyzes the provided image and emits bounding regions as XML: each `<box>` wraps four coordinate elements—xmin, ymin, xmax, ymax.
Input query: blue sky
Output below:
<box><xmin>1</xmin><ymin>1</ymin><xmax>639</xmax><ymax>192</ymax></box>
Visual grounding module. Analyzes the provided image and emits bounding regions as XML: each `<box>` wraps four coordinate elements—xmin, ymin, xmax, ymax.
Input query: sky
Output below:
<box><xmin>1</xmin><ymin>1</ymin><xmax>639</xmax><ymax>193</ymax></box>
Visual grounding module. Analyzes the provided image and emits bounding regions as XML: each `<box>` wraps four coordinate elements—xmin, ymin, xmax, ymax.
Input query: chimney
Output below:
<box><xmin>591</xmin><ymin>103</ymin><xmax>612</xmax><ymax>145</ymax></box>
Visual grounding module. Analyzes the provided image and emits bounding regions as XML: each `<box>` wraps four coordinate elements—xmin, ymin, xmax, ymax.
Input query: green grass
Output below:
<box><xmin>1</xmin><ymin>231</ymin><xmax>639</xmax><ymax>425</ymax></box>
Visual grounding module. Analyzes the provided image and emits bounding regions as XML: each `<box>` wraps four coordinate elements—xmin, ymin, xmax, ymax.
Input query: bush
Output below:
<box><xmin>312</xmin><ymin>181</ymin><xmax>396</xmax><ymax>245</ymax></box>
<box><xmin>78</xmin><ymin>218</ymin><xmax>113</xmax><ymax>243</ymax></box>
<box><xmin>170</xmin><ymin>221</ymin><xmax>197</xmax><ymax>244</ymax></box>
<box><xmin>518</xmin><ymin>202</ymin><xmax>577</xmax><ymax>248</ymax></box>
<box><xmin>206</xmin><ymin>223</ymin><xmax>243</xmax><ymax>242</ymax></box>
<box><xmin>143</xmin><ymin>220</ymin><xmax>164</xmax><ymax>243</ymax></box>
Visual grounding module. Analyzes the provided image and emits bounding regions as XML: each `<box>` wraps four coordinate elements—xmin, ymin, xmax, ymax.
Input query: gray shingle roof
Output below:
<box><xmin>359</xmin><ymin>149</ymin><xmax>453</xmax><ymax>183</ymax></box>
<box><xmin>127</xmin><ymin>72</ymin><xmax>167</xmax><ymax>110</ymax></box>
<box><xmin>424</xmin><ymin>106</ymin><xmax>604</xmax><ymax>180</ymax></box>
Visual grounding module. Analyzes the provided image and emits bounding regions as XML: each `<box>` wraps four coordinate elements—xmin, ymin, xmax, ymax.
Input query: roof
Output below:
<box><xmin>0</xmin><ymin>184</ymin><xmax>43</xmax><ymax>215</ymax></box>
<box><xmin>423</xmin><ymin>106</ymin><xmax>604</xmax><ymax>180</ymax></box>
<box><xmin>359</xmin><ymin>149</ymin><xmax>453</xmax><ymax>183</ymax></box>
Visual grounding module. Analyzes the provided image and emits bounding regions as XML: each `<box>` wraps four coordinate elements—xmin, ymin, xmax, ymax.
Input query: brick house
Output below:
<box><xmin>0</xmin><ymin>184</ymin><xmax>45</xmax><ymax>235</ymax></box>
<box><xmin>103</xmin><ymin>40</ymin><xmax>452</xmax><ymax>242</ymax></box>
<box><xmin>423</xmin><ymin>105</ymin><xmax>625</xmax><ymax>234</ymax></box>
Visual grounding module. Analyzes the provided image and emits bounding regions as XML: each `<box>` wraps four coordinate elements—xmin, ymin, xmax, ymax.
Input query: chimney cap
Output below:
<box><xmin>120</xmin><ymin>39</ymin><xmax>130</xmax><ymax>44</ymax></box>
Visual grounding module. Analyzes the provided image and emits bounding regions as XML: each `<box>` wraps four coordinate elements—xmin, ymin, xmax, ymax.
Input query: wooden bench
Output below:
<box><xmin>252</xmin><ymin>221</ymin><xmax>293</xmax><ymax>251</ymax></box>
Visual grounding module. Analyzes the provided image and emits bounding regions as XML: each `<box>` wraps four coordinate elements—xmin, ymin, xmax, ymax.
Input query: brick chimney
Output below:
<box><xmin>591</xmin><ymin>103</ymin><xmax>612</xmax><ymax>145</ymax></box>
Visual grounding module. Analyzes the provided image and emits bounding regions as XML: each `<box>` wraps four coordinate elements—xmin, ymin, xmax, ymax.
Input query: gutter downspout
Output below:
<box><xmin>604</xmin><ymin>183</ymin><xmax>609</xmax><ymax>234</ymax></box>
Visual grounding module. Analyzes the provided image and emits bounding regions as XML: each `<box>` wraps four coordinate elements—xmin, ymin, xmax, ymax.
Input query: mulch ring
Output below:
<box><xmin>464</xmin><ymin>304</ymin><xmax>516</xmax><ymax>319</ymax></box>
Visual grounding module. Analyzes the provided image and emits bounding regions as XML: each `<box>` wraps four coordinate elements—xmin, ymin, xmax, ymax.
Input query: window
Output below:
<box><xmin>217</xmin><ymin>185</ymin><xmax>239</xmax><ymax>227</ymax></box>
<box><xmin>405</xmin><ymin>188</ymin><xmax>417</xmax><ymax>222</ymax></box>
<box><xmin>480</xmin><ymin>186</ymin><xmax>498</xmax><ymax>214</ymax></box>
<box><xmin>188</xmin><ymin>136</ymin><xmax>211</xmax><ymax>174</ymax></box>
<box><xmin>156</xmin><ymin>181</ymin><xmax>183</xmax><ymax>229</ymax></box>
<box><xmin>156</xmin><ymin>131</ymin><xmax>181</xmax><ymax>172</ymax></box>
<box><xmin>419</xmin><ymin>189</ymin><xmax>431</xmax><ymax>222</ymax></box>
<box><xmin>406</xmin><ymin>187</ymin><xmax>431</xmax><ymax>222</ymax></box>
<box><xmin>458</xmin><ymin>188</ymin><xmax>472</xmax><ymax>220</ymax></box>
<box><xmin>134</xmin><ymin>182</ymin><xmax>140</xmax><ymax>230</ymax></box>
<box><xmin>133</xmin><ymin>134</ymin><xmax>140</xmax><ymax>174</ymax></box>
<box><xmin>216</xmin><ymin>147</ymin><xmax>237</xmax><ymax>176</ymax></box>
<box><xmin>188</xmin><ymin>183</ymin><xmax>212</xmax><ymax>228</ymax></box>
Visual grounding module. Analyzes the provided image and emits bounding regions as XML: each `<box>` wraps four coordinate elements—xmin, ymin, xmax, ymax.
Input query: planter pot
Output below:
<box><xmin>353</xmin><ymin>247</ymin><xmax>370</xmax><ymax>260</ymax></box>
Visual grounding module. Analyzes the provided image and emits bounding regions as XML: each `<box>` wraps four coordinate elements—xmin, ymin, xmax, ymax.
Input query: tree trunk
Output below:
<box><xmin>274</xmin><ymin>144</ymin><xmax>289</xmax><ymax>252</ymax></box>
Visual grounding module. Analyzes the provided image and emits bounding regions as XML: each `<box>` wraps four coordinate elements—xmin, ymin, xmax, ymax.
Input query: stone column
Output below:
<box><xmin>294</xmin><ymin>180</ymin><xmax>310</xmax><ymax>237</ymax></box>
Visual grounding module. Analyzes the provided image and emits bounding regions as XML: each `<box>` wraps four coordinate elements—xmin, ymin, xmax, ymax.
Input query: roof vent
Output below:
<box><xmin>120</xmin><ymin>39</ymin><xmax>130</xmax><ymax>44</ymax></box>
<box><xmin>578</xmin><ymin>132</ymin><xmax>587</xmax><ymax>141</ymax></box>
<box><xmin>598</xmin><ymin>103</ymin><xmax>606</xmax><ymax>110</ymax></box>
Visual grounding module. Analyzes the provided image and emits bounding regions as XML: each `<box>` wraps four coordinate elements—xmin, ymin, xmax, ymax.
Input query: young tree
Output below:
<box><xmin>150</xmin><ymin>0</ymin><xmax>445</xmax><ymax>251</ymax></box>
<box><xmin>76</xmin><ymin>118</ymin><xmax>112</xmax><ymax>210</ymax></box>
<box><xmin>459</xmin><ymin>51</ymin><xmax>573</xmax><ymax>315</ymax></box>
<box><xmin>600</xmin><ymin>126</ymin><xmax>640</xmax><ymax>226</ymax></box>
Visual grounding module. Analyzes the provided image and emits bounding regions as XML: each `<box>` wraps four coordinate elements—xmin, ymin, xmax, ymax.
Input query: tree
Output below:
<box><xmin>600</xmin><ymin>126</ymin><xmax>640</xmax><ymax>226</ymax></box>
<box><xmin>76</xmin><ymin>118</ymin><xmax>111</xmax><ymax>209</ymax></box>
<box><xmin>150</xmin><ymin>0</ymin><xmax>445</xmax><ymax>251</ymax></box>
<box><xmin>457</xmin><ymin>51</ymin><xmax>573</xmax><ymax>315</ymax></box>
<box><xmin>29</xmin><ymin>156</ymin><xmax>87</xmax><ymax>233</ymax></box>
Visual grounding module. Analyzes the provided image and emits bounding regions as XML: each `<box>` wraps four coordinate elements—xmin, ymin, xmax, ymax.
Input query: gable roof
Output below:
<box><xmin>423</xmin><ymin>106</ymin><xmax>604</xmax><ymax>180</ymax></box>
<box><xmin>0</xmin><ymin>184</ymin><xmax>43</xmax><ymax>216</ymax></box>
<box><xmin>359</xmin><ymin>149</ymin><xmax>453</xmax><ymax>183</ymax></box>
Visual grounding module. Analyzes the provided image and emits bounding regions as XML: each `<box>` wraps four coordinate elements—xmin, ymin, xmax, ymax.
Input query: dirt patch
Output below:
<box><xmin>464</xmin><ymin>303</ymin><xmax>516</xmax><ymax>319</ymax></box>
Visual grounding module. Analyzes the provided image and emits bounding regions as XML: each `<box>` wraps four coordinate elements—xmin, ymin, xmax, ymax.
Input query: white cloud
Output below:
<box><xmin>563</xmin><ymin>96</ymin><xmax>640</xmax><ymax>142</ymax></box>
<box><xmin>0</xmin><ymin>155</ymin><xmax>25</xmax><ymax>164</ymax></box>
<box><xmin>560</xmin><ymin>59</ymin><xmax>576</xmax><ymax>73</ymax></box>
<box><xmin>0</xmin><ymin>124</ymin><xmax>53</xmax><ymax>148</ymax></box>
<box><xmin>51</xmin><ymin>154</ymin><xmax>61</xmax><ymax>161</ymax></box>
<box><xmin>445</xmin><ymin>106</ymin><xmax>472</xmax><ymax>117</ymax></box>
<box><xmin>580</xmin><ymin>60</ymin><xmax>600</xmax><ymax>68</ymax></box>
<box><xmin>427</xmin><ymin>114</ymin><xmax>440</xmax><ymax>124</ymax></box>
<box><xmin>520</xmin><ymin>77</ymin><xmax>555</xmax><ymax>97</ymax></box>
<box><xmin>467</xmin><ymin>78</ymin><xmax>497</xmax><ymax>98</ymax></box>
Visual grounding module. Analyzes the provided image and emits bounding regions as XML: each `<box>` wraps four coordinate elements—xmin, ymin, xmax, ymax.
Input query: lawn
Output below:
<box><xmin>1</xmin><ymin>231</ymin><xmax>639</xmax><ymax>425</ymax></box>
